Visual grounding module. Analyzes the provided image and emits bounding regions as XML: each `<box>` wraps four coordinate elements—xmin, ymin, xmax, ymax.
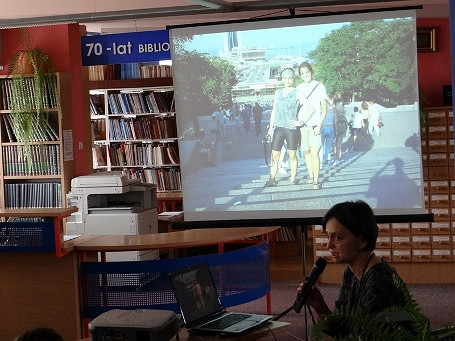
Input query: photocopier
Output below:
<box><xmin>66</xmin><ymin>171</ymin><xmax>159</xmax><ymax>261</ymax></box>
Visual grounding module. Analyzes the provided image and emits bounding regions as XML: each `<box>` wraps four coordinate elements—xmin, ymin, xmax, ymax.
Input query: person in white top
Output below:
<box><xmin>296</xmin><ymin>62</ymin><xmax>328</xmax><ymax>190</ymax></box>
<box><xmin>368</xmin><ymin>101</ymin><xmax>381</xmax><ymax>137</ymax></box>
<box><xmin>351</xmin><ymin>106</ymin><xmax>364</xmax><ymax>150</ymax></box>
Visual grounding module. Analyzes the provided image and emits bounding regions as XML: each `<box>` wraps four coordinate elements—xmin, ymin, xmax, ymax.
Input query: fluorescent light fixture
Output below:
<box><xmin>186</xmin><ymin>0</ymin><xmax>230</xmax><ymax>10</ymax></box>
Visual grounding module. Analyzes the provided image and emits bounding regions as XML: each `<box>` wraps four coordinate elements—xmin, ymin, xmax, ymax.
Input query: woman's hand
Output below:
<box><xmin>290</xmin><ymin>119</ymin><xmax>301</xmax><ymax>128</ymax></box>
<box><xmin>296</xmin><ymin>281</ymin><xmax>331</xmax><ymax>317</ymax></box>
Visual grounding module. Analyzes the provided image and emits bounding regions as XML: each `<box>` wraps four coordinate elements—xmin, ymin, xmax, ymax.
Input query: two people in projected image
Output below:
<box><xmin>297</xmin><ymin>200</ymin><xmax>406</xmax><ymax>338</ymax></box>
<box><xmin>264</xmin><ymin>68</ymin><xmax>312</xmax><ymax>187</ymax></box>
<box><xmin>297</xmin><ymin>62</ymin><xmax>328</xmax><ymax>190</ymax></box>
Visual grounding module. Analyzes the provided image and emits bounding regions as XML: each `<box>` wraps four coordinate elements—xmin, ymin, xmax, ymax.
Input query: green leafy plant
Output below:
<box><xmin>7</xmin><ymin>29</ymin><xmax>59</xmax><ymax>169</ymax></box>
<box><xmin>312</xmin><ymin>274</ymin><xmax>455</xmax><ymax>340</ymax></box>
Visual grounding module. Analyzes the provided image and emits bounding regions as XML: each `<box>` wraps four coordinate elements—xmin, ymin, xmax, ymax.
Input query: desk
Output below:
<box><xmin>70</xmin><ymin>227</ymin><xmax>279</xmax><ymax>337</ymax></box>
<box><xmin>63</xmin><ymin>226</ymin><xmax>279</xmax><ymax>254</ymax></box>
<box><xmin>0</xmin><ymin>207</ymin><xmax>78</xmax><ymax>257</ymax></box>
<box><xmin>76</xmin><ymin>321</ymin><xmax>290</xmax><ymax>341</ymax></box>
<box><xmin>0</xmin><ymin>208</ymin><xmax>81</xmax><ymax>341</ymax></box>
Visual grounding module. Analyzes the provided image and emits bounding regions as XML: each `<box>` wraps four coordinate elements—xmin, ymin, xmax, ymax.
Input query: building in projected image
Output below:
<box><xmin>226</xmin><ymin>32</ymin><xmax>238</xmax><ymax>51</ymax></box>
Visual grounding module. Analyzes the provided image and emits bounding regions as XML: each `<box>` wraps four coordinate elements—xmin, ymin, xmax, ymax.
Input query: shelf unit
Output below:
<box><xmin>88</xmin><ymin>77</ymin><xmax>182</xmax><ymax>200</ymax></box>
<box><xmin>0</xmin><ymin>72</ymin><xmax>75</xmax><ymax>210</ymax></box>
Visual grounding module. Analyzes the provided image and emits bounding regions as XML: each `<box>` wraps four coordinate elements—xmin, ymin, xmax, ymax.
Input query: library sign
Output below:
<box><xmin>81</xmin><ymin>30</ymin><xmax>171</xmax><ymax>66</ymax></box>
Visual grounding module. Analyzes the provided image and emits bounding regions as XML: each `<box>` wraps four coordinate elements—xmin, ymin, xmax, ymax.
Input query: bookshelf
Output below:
<box><xmin>88</xmin><ymin>77</ymin><xmax>182</xmax><ymax>197</ymax></box>
<box><xmin>0</xmin><ymin>72</ymin><xmax>75</xmax><ymax>209</ymax></box>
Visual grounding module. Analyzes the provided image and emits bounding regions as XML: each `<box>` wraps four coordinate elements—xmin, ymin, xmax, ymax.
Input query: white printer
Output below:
<box><xmin>66</xmin><ymin>171</ymin><xmax>159</xmax><ymax>261</ymax></box>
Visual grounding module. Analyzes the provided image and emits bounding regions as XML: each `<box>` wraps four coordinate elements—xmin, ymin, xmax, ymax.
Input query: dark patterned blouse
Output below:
<box><xmin>325</xmin><ymin>259</ymin><xmax>406</xmax><ymax>337</ymax></box>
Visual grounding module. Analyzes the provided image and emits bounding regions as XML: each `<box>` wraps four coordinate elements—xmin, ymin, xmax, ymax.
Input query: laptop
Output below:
<box><xmin>169</xmin><ymin>262</ymin><xmax>273</xmax><ymax>334</ymax></box>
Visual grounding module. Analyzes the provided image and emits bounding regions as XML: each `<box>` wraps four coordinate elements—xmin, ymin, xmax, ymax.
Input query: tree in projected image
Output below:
<box><xmin>171</xmin><ymin>47</ymin><xmax>237</xmax><ymax>135</ymax></box>
<box><xmin>309</xmin><ymin>19</ymin><xmax>417</xmax><ymax>106</ymax></box>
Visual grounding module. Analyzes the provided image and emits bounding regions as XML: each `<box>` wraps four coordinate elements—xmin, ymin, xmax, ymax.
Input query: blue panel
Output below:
<box><xmin>80</xmin><ymin>241</ymin><xmax>271</xmax><ymax>318</ymax></box>
<box><xmin>0</xmin><ymin>221</ymin><xmax>55</xmax><ymax>252</ymax></box>
<box><xmin>81</xmin><ymin>30</ymin><xmax>171</xmax><ymax>66</ymax></box>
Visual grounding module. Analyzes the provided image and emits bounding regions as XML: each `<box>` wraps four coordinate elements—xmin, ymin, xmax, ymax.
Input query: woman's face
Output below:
<box><xmin>325</xmin><ymin>217</ymin><xmax>366</xmax><ymax>264</ymax></box>
<box><xmin>299</xmin><ymin>67</ymin><xmax>312</xmax><ymax>83</ymax></box>
<box><xmin>281</xmin><ymin>74</ymin><xmax>295</xmax><ymax>87</ymax></box>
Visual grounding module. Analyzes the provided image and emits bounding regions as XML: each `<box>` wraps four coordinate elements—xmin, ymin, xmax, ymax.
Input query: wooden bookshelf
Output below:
<box><xmin>0</xmin><ymin>72</ymin><xmax>75</xmax><ymax>209</ymax></box>
<box><xmin>88</xmin><ymin>77</ymin><xmax>173</xmax><ymax>90</ymax></box>
<box><xmin>88</xmin><ymin>77</ymin><xmax>182</xmax><ymax>206</ymax></box>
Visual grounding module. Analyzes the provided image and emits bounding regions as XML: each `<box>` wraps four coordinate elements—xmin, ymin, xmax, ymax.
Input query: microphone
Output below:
<box><xmin>292</xmin><ymin>257</ymin><xmax>327</xmax><ymax>313</ymax></box>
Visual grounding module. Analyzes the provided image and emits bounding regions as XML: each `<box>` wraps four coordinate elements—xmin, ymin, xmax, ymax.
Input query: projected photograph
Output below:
<box><xmin>170</xmin><ymin>10</ymin><xmax>424</xmax><ymax>221</ymax></box>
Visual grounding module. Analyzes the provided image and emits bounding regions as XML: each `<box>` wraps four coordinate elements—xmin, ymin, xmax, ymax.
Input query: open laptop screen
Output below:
<box><xmin>169</xmin><ymin>263</ymin><xmax>222</xmax><ymax>327</ymax></box>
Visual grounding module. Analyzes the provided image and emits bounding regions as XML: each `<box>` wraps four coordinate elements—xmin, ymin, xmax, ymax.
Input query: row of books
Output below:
<box><xmin>91</xmin><ymin>120</ymin><xmax>106</xmax><ymax>140</ymax></box>
<box><xmin>107</xmin><ymin>142</ymin><xmax>179</xmax><ymax>167</ymax></box>
<box><xmin>276</xmin><ymin>226</ymin><xmax>297</xmax><ymax>242</ymax></box>
<box><xmin>105</xmin><ymin>90</ymin><xmax>175</xmax><ymax>115</ymax></box>
<box><xmin>140</xmin><ymin>64</ymin><xmax>173</xmax><ymax>79</ymax></box>
<box><xmin>2</xmin><ymin>144</ymin><xmax>61</xmax><ymax>176</ymax></box>
<box><xmin>0</xmin><ymin>76</ymin><xmax>59</xmax><ymax>111</ymax></box>
<box><xmin>2</xmin><ymin>113</ymin><xmax>59</xmax><ymax>143</ymax></box>
<box><xmin>121</xmin><ymin>167</ymin><xmax>181</xmax><ymax>191</ymax></box>
<box><xmin>89</xmin><ymin>94</ymin><xmax>105</xmax><ymax>116</ymax></box>
<box><xmin>4</xmin><ymin>182</ymin><xmax>62</xmax><ymax>208</ymax></box>
<box><xmin>88</xmin><ymin>64</ymin><xmax>173</xmax><ymax>81</ymax></box>
<box><xmin>108</xmin><ymin>116</ymin><xmax>177</xmax><ymax>141</ymax></box>
<box><xmin>92</xmin><ymin>145</ymin><xmax>107</xmax><ymax>168</ymax></box>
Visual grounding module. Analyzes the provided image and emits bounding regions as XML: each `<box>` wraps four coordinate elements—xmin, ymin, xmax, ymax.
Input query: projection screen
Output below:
<box><xmin>169</xmin><ymin>8</ymin><xmax>425</xmax><ymax>223</ymax></box>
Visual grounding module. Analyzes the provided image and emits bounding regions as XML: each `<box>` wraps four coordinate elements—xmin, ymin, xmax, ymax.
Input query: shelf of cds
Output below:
<box><xmin>0</xmin><ymin>73</ymin><xmax>75</xmax><ymax>209</ymax></box>
<box><xmin>89</xmin><ymin>79</ymin><xmax>181</xmax><ymax>193</ymax></box>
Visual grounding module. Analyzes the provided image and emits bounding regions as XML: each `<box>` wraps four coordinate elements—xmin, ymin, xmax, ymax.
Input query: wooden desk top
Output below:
<box><xmin>62</xmin><ymin>226</ymin><xmax>279</xmax><ymax>253</ymax></box>
<box><xmin>0</xmin><ymin>207</ymin><xmax>78</xmax><ymax>218</ymax></box>
<box><xmin>76</xmin><ymin>320</ymin><xmax>290</xmax><ymax>341</ymax></box>
<box><xmin>157</xmin><ymin>191</ymin><xmax>183</xmax><ymax>200</ymax></box>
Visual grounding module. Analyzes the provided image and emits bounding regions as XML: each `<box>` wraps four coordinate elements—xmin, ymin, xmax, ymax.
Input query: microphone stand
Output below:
<box><xmin>272</xmin><ymin>305</ymin><xmax>293</xmax><ymax>321</ymax></box>
<box><xmin>272</xmin><ymin>226</ymin><xmax>314</xmax><ymax>340</ymax></box>
<box><xmin>273</xmin><ymin>303</ymin><xmax>314</xmax><ymax>341</ymax></box>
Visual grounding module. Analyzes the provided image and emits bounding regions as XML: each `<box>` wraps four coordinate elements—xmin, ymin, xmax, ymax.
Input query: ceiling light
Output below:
<box><xmin>186</xmin><ymin>0</ymin><xmax>230</xmax><ymax>10</ymax></box>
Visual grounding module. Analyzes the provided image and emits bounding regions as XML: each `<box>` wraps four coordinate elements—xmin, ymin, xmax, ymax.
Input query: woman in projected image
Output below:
<box><xmin>265</xmin><ymin>68</ymin><xmax>311</xmax><ymax>187</ymax></box>
<box><xmin>297</xmin><ymin>62</ymin><xmax>328</xmax><ymax>190</ymax></box>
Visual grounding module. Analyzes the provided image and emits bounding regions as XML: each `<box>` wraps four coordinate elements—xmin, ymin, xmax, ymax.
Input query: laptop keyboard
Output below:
<box><xmin>202</xmin><ymin>313</ymin><xmax>252</xmax><ymax>330</ymax></box>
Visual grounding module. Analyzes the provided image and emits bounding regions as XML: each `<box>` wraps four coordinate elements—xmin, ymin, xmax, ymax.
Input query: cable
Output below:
<box><xmin>264</xmin><ymin>324</ymin><xmax>277</xmax><ymax>341</ymax></box>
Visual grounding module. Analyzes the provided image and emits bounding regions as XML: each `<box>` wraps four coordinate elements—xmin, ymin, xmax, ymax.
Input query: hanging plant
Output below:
<box><xmin>7</xmin><ymin>29</ymin><xmax>59</xmax><ymax>169</ymax></box>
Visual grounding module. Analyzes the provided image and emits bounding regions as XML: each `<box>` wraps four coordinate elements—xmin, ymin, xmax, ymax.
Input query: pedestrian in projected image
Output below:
<box><xmin>265</xmin><ymin>68</ymin><xmax>311</xmax><ymax>187</ymax></box>
<box><xmin>297</xmin><ymin>62</ymin><xmax>328</xmax><ymax>190</ymax></box>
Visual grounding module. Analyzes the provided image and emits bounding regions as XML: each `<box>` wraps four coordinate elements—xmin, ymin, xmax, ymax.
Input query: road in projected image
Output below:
<box><xmin>179</xmin><ymin>107</ymin><xmax>423</xmax><ymax>217</ymax></box>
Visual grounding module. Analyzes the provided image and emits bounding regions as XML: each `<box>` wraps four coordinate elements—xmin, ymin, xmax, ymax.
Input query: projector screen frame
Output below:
<box><xmin>171</xmin><ymin>213</ymin><xmax>434</xmax><ymax>230</ymax></box>
<box><xmin>169</xmin><ymin>5</ymin><xmax>427</xmax><ymax>225</ymax></box>
<box><xmin>166</xmin><ymin>5</ymin><xmax>423</xmax><ymax>31</ymax></box>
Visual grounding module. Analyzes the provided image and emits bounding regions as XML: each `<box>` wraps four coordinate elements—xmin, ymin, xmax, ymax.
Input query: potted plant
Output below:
<box><xmin>312</xmin><ymin>274</ymin><xmax>455</xmax><ymax>340</ymax></box>
<box><xmin>7</xmin><ymin>29</ymin><xmax>59</xmax><ymax>170</ymax></box>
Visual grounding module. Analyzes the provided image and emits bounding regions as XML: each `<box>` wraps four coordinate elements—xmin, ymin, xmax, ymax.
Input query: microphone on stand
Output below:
<box><xmin>292</xmin><ymin>257</ymin><xmax>327</xmax><ymax>313</ymax></box>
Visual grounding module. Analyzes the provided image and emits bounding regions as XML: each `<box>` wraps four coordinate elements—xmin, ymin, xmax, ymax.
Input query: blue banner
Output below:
<box><xmin>81</xmin><ymin>30</ymin><xmax>171</xmax><ymax>66</ymax></box>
